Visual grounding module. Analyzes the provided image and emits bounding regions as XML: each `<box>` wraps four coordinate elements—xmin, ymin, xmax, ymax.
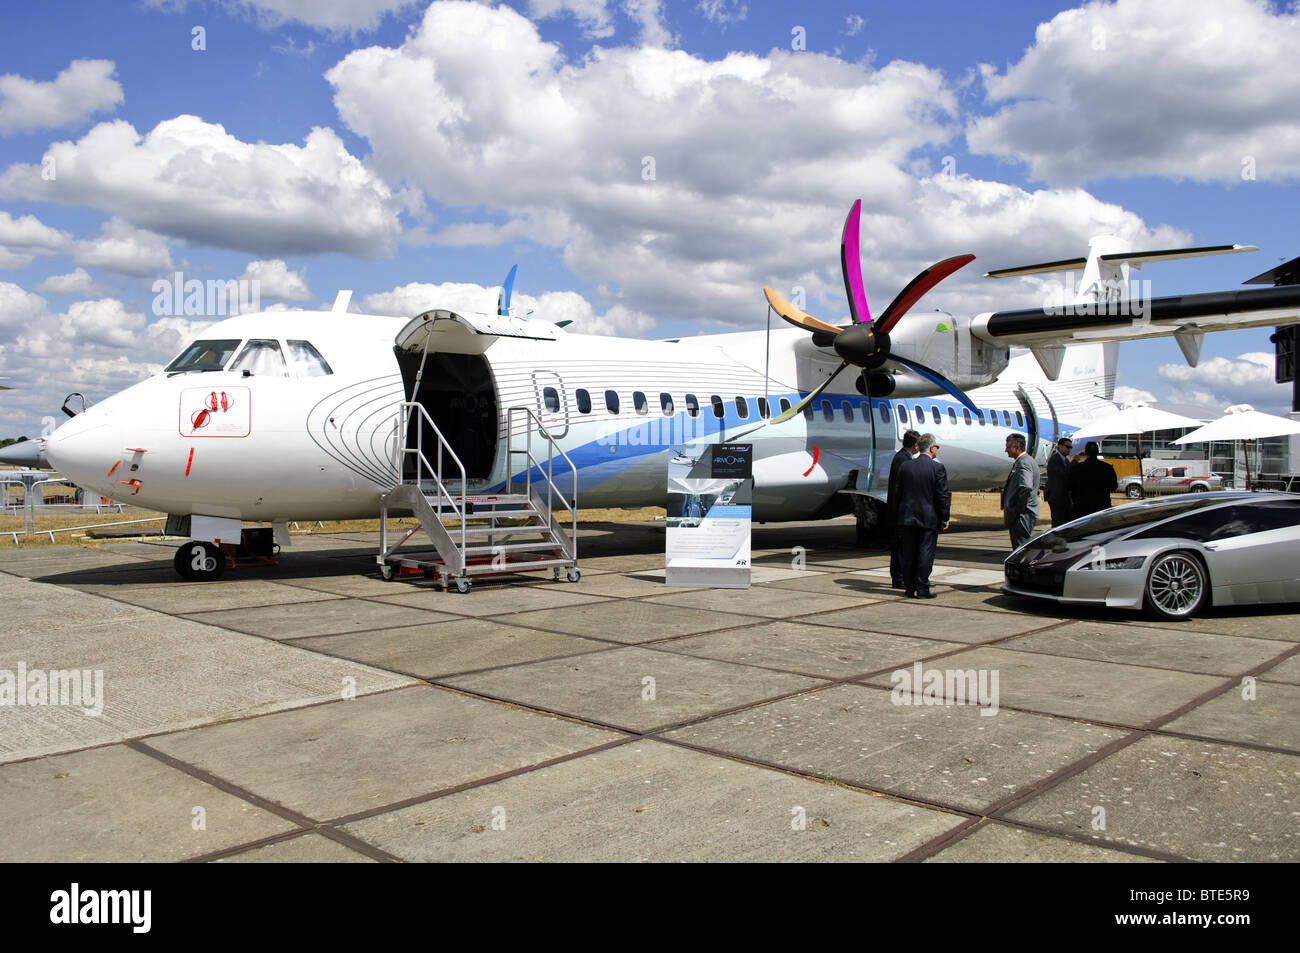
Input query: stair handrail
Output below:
<box><xmin>397</xmin><ymin>400</ymin><xmax>468</xmax><ymax>568</ymax></box>
<box><xmin>506</xmin><ymin>406</ymin><xmax>578</xmax><ymax>558</ymax></box>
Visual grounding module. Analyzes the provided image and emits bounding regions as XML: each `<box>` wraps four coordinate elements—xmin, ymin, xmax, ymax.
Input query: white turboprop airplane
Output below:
<box><xmin>43</xmin><ymin>201</ymin><xmax>1300</xmax><ymax>587</ymax></box>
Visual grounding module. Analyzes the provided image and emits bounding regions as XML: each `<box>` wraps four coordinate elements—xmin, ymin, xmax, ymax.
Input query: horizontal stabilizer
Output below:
<box><xmin>986</xmin><ymin>244</ymin><xmax>1256</xmax><ymax>279</ymax></box>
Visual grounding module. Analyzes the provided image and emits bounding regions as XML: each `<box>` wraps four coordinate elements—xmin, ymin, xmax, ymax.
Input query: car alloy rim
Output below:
<box><xmin>1148</xmin><ymin>554</ymin><xmax>1203</xmax><ymax>615</ymax></box>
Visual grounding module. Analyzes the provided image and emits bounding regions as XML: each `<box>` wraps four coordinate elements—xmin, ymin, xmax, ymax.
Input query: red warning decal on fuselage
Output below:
<box><xmin>180</xmin><ymin>386</ymin><xmax>251</xmax><ymax>438</ymax></box>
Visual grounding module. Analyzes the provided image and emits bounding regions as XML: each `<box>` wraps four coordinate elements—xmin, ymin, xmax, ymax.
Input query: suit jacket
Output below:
<box><xmin>1002</xmin><ymin>453</ymin><xmax>1040</xmax><ymax>516</ymax></box>
<box><xmin>896</xmin><ymin>454</ymin><xmax>950</xmax><ymax>530</ymax></box>
<box><xmin>1046</xmin><ymin>451</ymin><xmax>1071</xmax><ymax>512</ymax></box>
<box><xmin>886</xmin><ymin>447</ymin><xmax>912</xmax><ymax>523</ymax></box>
<box><xmin>1067</xmin><ymin>457</ymin><xmax>1118</xmax><ymax>516</ymax></box>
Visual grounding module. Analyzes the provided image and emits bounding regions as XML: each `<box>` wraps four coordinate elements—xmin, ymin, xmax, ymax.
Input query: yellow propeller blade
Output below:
<box><xmin>763</xmin><ymin>287</ymin><xmax>843</xmax><ymax>337</ymax></box>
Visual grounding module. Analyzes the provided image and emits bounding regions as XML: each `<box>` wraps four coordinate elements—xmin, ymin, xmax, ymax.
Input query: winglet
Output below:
<box><xmin>498</xmin><ymin>264</ymin><xmax>518</xmax><ymax>317</ymax></box>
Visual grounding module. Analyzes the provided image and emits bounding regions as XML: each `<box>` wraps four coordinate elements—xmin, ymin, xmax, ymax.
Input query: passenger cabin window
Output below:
<box><xmin>542</xmin><ymin>387</ymin><xmax>560</xmax><ymax>413</ymax></box>
<box><xmin>841</xmin><ymin>400</ymin><xmax>854</xmax><ymax>422</ymax></box>
<box><xmin>976</xmin><ymin>410</ymin><xmax>985</xmax><ymax>426</ymax></box>
<box><xmin>711</xmin><ymin>395</ymin><xmax>725</xmax><ymax>418</ymax></box>
<box><xmin>779</xmin><ymin>397</ymin><xmax>792</xmax><ymax>414</ymax></box>
<box><xmin>576</xmin><ymin>389</ymin><xmax>592</xmax><ymax>414</ymax></box>
<box><xmin>633</xmin><ymin>391</ymin><xmax>648</xmax><ymax>415</ymax></box>
<box><xmin>605</xmin><ymin>390</ymin><xmax>620</xmax><ymax>414</ymax></box>
<box><xmin>898</xmin><ymin>405</ymin><xmax>908</xmax><ymax>423</ymax></box>
<box><xmin>914</xmin><ymin>404</ymin><xmax>924</xmax><ymax>422</ymax></box>
<box><xmin>879</xmin><ymin>404</ymin><xmax>891</xmax><ymax>423</ymax></box>
<box><xmin>660</xmin><ymin>393</ymin><xmax>674</xmax><ymax>416</ymax></box>
<box><xmin>757</xmin><ymin>397</ymin><xmax>770</xmax><ymax>419</ymax></box>
<box><xmin>1003</xmin><ymin>410</ymin><xmax>1012</xmax><ymax>426</ymax></box>
<box><xmin>229</xmin><ymin>339</ymin><xmax>288</xmax><ymax>377</ymax></box>
<box><xmin>286</xmin><ymin>340</ymin><xmax>333</xmax><ymax>377</ymax></box>
<box><xmin>931</xmin><ymin>406</ymin><xmax>941</xmax><ymax>425</ymax></box>
<box><xmin>165</xmin><ymin>338</ymin><xmax>242</xmax><ymax>373</ymax></box>
<box><xmin>821</xmin><ymin>400</ymin><xmax>833</xmax><ymax>422</ymax></box>
<box><xmin>735</xmin><ymin>396</ymin><xmax>749</xmax><ymax>419</ymax></box>
<box><xmin>685</xmin><ymin>394</ymin><xmax>700</xmax><ymax>417</ymax></box>
<box><xmin>948</xmin><ymin>408</ymin><xmax>958</xmax><ymax>425</ymax></box>
<box><xmin>1015</xmin><ymin>411</ymin><xmax>1025</xmax><ymax>427</ymax></box>
<box><xmin>963</xmin><ymin>408</ymin><xmax>972</xmax><ymax>425</ymax></box>
<box><xmin>802</xmin><ymin>402</ymin><xmax>814</xmax><ymax>421</ymax></box>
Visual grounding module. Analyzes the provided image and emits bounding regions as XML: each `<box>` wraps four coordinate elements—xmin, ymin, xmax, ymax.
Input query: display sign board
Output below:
<box><xmin>665</xmin><ymin>443</ymin><xmax>752</xmax><ymax>588</ymax></box>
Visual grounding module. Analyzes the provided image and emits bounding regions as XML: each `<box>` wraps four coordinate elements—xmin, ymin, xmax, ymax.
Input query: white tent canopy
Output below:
<box><xmin>1173</xmin><ymin>404</ymin><xmax>1300</xmax><ymax>444</ymax></box>
<box><xmin>1070</xmin><ymin>401</ymin><xmax>1207</xmax><ymax>441</ymax></box>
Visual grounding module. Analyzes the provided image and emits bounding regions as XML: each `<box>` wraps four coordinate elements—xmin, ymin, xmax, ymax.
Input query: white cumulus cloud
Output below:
<box><xmin>0</xmin><ymin>116</ymin><xmax>404</xmax><ymax>258</ymax></box>
<box><xmin>0</xmin><ymin>59</ymin><xmax>123</xmax><ymax>135</ymax></box>
<box><xmin>1156</xmin><ymin>351</ymin><xmax>1291</xmax><ymax>415</ymax></box>
<box><xmin>967</xmin><ymin>0</ymin><xmax>1300</xmax><ymax>184</ymax></box>
<box><xmin>239</xmin><ymin>259</ymin><xmax>311</xmax><ymax>301</ymax></box>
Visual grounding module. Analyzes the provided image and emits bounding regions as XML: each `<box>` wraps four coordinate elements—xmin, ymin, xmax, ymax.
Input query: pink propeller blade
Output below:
<box><xmin>840</xmin><ymin>199</ymin><xmax>871</xmax><ymax>324</ymax></box>
<box><xmin>875</xmin><ymin>254</ymin><xmax>975</xmax><ymax>334</ymax></box>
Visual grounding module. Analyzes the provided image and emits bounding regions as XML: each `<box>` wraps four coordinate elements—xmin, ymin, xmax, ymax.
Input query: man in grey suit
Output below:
<box><xmin>896</xmin><ymin>433</ymin><xmax>950</xmax><ymax>598</ymax></box>
<box><xmin>1002</xmin><ymin>432</ymin><xmax>1039</xmax><ymax>551</ymax></box>
<box><xmin>1045</xmin><ymin>436</ymin><xmax>1073</xmax><ymax>527</ymax></box>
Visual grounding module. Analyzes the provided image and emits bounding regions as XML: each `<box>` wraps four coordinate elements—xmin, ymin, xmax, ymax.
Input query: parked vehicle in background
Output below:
<box><xmin>1120</xmin><ymin>459</ymin><xmax>1224</xmax><ymax>498</ymax></box>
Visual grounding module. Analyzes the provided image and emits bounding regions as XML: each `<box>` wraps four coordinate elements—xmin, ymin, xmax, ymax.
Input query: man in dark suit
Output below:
<box><xmin>1068</xmin><ymin>441</ymin><xmax>1118</xmax><ymax>517</ymax></box>
<box><xmin>895</xmin><ymin>433</ymin><xmax>950</xmax><ymax>599</ymax></box>
<box><xmin>1002</xmin><ymin>432</ymin><xmax>1039</xmax><ymax>550</ymax></box>
<box><xmin>1045</xmin><ymin>436</ymin><xmax>1074</xmax><ymax>527</ymax></box>
<box><xmin>887</xmin><ymin>430</ymin><xmax>921</xmax><ymax>588</ymax></box>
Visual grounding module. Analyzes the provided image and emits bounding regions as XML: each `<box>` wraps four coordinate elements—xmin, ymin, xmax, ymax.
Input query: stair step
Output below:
<box><xmin>462</xmin><ymin>541</ymin><xmax>567</xmax><ymax>557</ymax></box>
<box><xmin>455</xmin><ymin>525</ymin><xmax>548</xmax><ymax>538</ymax></box>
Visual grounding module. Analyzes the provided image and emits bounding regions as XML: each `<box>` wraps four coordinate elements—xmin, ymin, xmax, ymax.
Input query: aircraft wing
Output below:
<box><xmin>970</xmin><ymin>285</ymin><xmax>1300</xmax><ymax>348</ymax></box>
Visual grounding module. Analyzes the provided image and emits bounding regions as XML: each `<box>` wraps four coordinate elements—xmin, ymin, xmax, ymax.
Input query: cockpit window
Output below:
<box><xmin>165</xmin><ymin>339</ymin><xmax>243</xmax><ymax>373</ymax></box>
<box><xmin>286</xmin><ymin>340</ymin><xmax>333</xmax><ymax>377</ymax></box>
<box><xmin>229</xmin><ymin>339</ymin><xmax>288</xmax><ymax>377</ymax></box>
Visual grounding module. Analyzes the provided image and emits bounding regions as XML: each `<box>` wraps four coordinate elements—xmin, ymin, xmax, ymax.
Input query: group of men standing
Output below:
<box><xmin>887</xmin><ymin>430</ymin><xmax>1121</xmax><ymax>590</ymax></box>
<box><xmin>887</xmin><ymin>430</ymin><xmax>949</xmax><ymax>598</ymax></box>
<box><xmin>1044</xmin><ymin>436</ymin><xmax>1119</xmax><ymax>529</ymax></box>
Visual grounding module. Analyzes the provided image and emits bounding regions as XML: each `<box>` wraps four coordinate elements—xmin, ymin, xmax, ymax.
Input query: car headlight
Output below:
<box><xmin>1076</xmin><ymin>556</ymin><xmax>1146</xmax><ymax>571</ymax></box>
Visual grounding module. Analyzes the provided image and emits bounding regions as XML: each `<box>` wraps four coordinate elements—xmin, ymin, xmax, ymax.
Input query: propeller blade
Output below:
<box><xmin>498</xmin><ymin>263</ymin><xmax>518</xmax><ymax>316</ymax></box>
<box><xmin>764</xmin><ymin>286</ymin><xmax>843</xmax><ymax>336</ymax></box>
<box><xmin>840</xmin><ymin>199</ymin><xmax>871</xmax><ymax>325</ymax></box>
<box><xmin>889</xmin><ymin>354</ymin><xmax>979</xmax><ymax>414</ymax></box>
<box><xmin>875</xmin><ymin>254</ymin><xmax>975</xmax><ymax>334</ymax></box>
<box><xmin>771</xmin><ymin>361</ymin><xmax>850</xmax><ymax>424</ymax></box>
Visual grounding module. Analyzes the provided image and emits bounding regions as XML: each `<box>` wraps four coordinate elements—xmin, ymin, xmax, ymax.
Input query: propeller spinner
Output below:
<box><xmin>765</xmin><ymin>199</ymin><xmax>977</xmax><ymax>423</ymax></box>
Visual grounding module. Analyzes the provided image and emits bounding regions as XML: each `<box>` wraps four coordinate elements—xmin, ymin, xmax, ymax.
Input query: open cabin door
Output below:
<box><xmin>1015</xmin><ymin>384</ymin><xmax>1060</xmax><ymax>465</ymax></box>
<box><xmin>393</xmin><ymin>310</ymin><xmax>557</xmax><ymax>483</ymax></box>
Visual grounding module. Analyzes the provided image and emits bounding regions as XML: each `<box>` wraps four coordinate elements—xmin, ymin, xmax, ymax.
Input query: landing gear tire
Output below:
<box><xmin>175</xmin><ymin>541</ymin><xmax>224</xmax><ymax>582</ymax></box>
<box><xmin>1143</xmin><ymin>551</ymin><xmax>1208</xmax><ymax>621</ymax></box>
<box><xmin>852</xmin><ymin>496</ymin><xmax>888</xmax><ymax>549</ymax></box>
<box><xmin>1125</xmin><ymin>484</ymin><xmax>1143</xmax><ymax>499</ymax></box>
<box><xmin>566</xmin><ymin>568</ymin><xmax>581</xmax><ymax>583</ymax></box>
<box><xmin>455</xmin><ymin>577</ymin><xmax>471</xmax><ymax>594</ymax></box>
<box><xmin>380</xmin><ymin>563</ymin><xmax>393</xmax><ymax>580</ymax></box>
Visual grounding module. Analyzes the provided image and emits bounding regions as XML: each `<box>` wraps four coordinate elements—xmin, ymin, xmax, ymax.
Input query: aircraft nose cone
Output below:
<box><xmin>44</xmin><ymin>412</ymin><xmax>121</xmax><ymax>495</ymax></box>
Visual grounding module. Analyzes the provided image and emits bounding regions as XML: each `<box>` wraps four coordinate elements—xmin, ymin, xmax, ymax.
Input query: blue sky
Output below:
<box><xmin>1</xmin><ymin>0</ymin><xmax>1297</xmax><ymax>437</ymax></box>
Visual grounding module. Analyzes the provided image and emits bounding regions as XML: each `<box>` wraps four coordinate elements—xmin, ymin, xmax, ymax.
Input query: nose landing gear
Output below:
<box><xmin>174</xmin><ymin>540</ymin><xmax>226</xmax><ymax>581</ymax></box>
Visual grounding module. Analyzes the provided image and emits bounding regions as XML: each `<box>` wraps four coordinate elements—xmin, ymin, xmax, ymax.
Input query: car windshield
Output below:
<box><xmin>165</xmin><ymin>339</ymin><xmax>243</xmax><ymax>373</ymax></box>
<box><xmin>1041</xmin><ymin>496</ymin><xmax>1230</xmax><ymax>546</ymax></box>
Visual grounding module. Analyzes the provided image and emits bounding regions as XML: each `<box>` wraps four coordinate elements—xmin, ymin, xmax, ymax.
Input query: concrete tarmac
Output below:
<box><xmin>2</xmin><ymin>519</ymin><xmax>1297</xmax><ymax>862</ymax></box>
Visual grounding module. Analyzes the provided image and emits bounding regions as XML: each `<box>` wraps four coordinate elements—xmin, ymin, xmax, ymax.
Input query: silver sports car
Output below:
<box><xmin>1003</xmin><ymin>491</ymin><xmax>1300</xmax><ymax>620</ymax></box>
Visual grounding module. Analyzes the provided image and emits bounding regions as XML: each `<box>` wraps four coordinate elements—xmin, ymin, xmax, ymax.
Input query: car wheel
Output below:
<box><xmin>1190</xmin><ymin>484</ymin><xmax>1207</xmax><ymax>492</ymax></box>
<box><xmin>1125</xmin><ymin>484</ymin><xmax>1143</xmax><ymax>499</ymax></box>
<box><xmin>1143</xmin><ymin>551</ymin><xmax>1207</xmax><ymax>621</ymax></box>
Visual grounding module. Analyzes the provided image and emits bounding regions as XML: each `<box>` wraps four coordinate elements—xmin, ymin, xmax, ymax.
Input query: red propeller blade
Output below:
<box><xmin>875</xmin><ymin>254</ymin><xmax>975</xmax><ymax>335</ymax></box>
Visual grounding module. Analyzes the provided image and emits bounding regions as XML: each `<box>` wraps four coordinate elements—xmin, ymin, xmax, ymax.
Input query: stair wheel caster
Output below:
<box><xmin>455</xmin><ymin>577</ymin><xmax>472</xmax><ymax>594</ymax></box>
<box><xmin>380</xmin><ymin>563</ymin><xmax>394</xmax><ymax>581</ymax></box>
<box><xmin>566</xmin><ymin>568</ymin><xmax>581</xmax><ymax>584</ymax></box>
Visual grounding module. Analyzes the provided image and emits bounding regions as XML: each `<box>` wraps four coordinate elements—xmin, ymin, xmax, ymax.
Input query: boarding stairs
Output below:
<box><xmin>378</xmin><ymin>404</ymin><xmax>579</xmax><ymax>592</ymax></box>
